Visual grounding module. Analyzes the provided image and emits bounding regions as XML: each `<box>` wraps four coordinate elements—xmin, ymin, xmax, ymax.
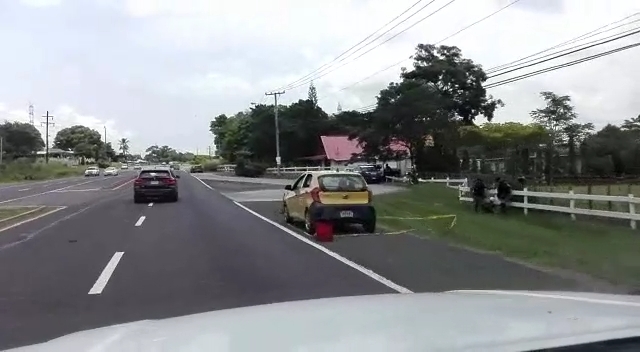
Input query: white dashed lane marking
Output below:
<box><xmin>134</xmin><ymin>216</ymin><xmax>146</xmax><ymax>227</ymax></box>
<box><xmin>88</xmin><ymin>252</ymin><xmax>124</xmax><ymax>295</ymax></box>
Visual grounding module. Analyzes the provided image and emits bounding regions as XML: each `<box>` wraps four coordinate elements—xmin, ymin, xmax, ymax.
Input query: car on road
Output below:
<box><xmin>133</xmin><ymin>168</ymin><xmax>180</xmax><ymax>203</ymax></box>
<box><xmin>133</xmin><ymin>163</ymin><xmax>142</xmax><ymax>170</ymax></box>
<box><xmin>84</xmin><ymin>166</ymin><xmax>100</xmax><ymax>177</ymax></box>
<box><xmin>121</xmin><ymin>164</ymin><xmax>129</xmax><ymax>170</ymax></box>
<box><xmin>103</xmin><ymin>166</ymin><xmax>119</xmax><ymax>176</ymax></box>
<box><xmin>354</xmin><ymin>164</ymin><xmax>385</xmax><ymax>184</ymax></box>
<box><xmin>282</xmin><ymin>171</ymin><xmax>375</xmax><ymax>234</ymax></box>
<box><xmin>190</xmin><ymin>164</ymin><xmax>204</xmax><ymax>173</ymax></box>
<box><xmin>171</xmin><ymin>164</ymin><xmax>180</xmax><ymax>170</ymax></box>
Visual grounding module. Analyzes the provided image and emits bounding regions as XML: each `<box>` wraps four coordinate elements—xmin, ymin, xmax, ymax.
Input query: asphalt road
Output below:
<box><xmin>0</xmin><ymin>171</ymin><xmax>621</xmax><ymax>350</ymax></box>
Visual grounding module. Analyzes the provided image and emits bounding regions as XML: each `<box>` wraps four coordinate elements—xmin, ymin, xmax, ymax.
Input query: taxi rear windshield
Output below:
<box><xmin>139</xmin><ymin>170</ymin><xmax>171</xmax><ymax>178</ymax></box>
<box><xmin>318</xmin><ymin>174</ymin><xmax>367</xmax><ymax>192</ymax></box>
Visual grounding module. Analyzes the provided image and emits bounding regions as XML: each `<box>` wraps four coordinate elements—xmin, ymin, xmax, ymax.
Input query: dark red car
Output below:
<box><xmin>133</xmin><ymin>168</ymin><xmax>179</xmax><ymax>203</ymax></box>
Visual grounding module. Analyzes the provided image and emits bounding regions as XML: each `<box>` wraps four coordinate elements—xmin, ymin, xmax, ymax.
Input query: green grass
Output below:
<box><xmin>374</xmin><ymin>183</ymin><xmax>640</xmax><ymax>288</ymax></box>
<box><xmin>0</xmin><ymin>161</ymin><xmax>83</xmax><ymax>183</ymax></box>
<box><xmin>0</xmin><ymin>206</ymin><xmax>61</xmax><ymax>229</ymax></box>
<box><xmin>0</xmin><ymin>207</ymin><xmax>32</xmax><ymax>221</ymax></box>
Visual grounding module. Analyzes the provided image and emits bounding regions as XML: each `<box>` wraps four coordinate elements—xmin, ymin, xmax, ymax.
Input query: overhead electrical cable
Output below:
<box><xmin>283</xmin><ymin>0</ymin><xmax>458</xmax><ymax>91</ymax></box>
<box><xmin>324</xmin><ymin>11</ymin><xmax>638</xmax><ymax>100</ymax></box>
<box><xmin>320</xmin><ymin>0</ymin><xmax>522</xmax><ymax>99</ymax></box>
<box><xmin>276</xmin><ymin>0</ymin><xmax>436</xmax><ymax>91</ymax></box>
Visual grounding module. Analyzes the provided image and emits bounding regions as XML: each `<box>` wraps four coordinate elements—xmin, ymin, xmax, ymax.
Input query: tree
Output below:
<box><xmin>104</xmin><ymin>142</ymin><xmax>117</xmax><ymax>161</ymax></box>
<box><xmin>460</xmin><ymin>122</ymin><xmax>548</xmax><ymax>175</ymax></box>
<box><xmin>401</xmin><ymin>44</ymin><xmax>503</xmax><ymax>124</ymax></box>
<box><xmin>530</xmin><ymin>91</ymin><xmax>578</xmax><ymax>183</ymax></box>
<box><xmin>144</xmin><ymin>145</ymin><xmax>179</xmax><ymax>163</ymax></box>
<box><xmin>53</xmin><ymin>125</ymin><xmax>103</xmax><ymax>160</ymax></box>
<box><xmin>210</xmin><ymin>114</ymin><xmax>229</xmax><ymax>154</ymax></box>
<box><xmin>0</xmin><ymin>121</ymin><xmax>45</xmax><ymax>158</ymax></box>
<box><xmin>308</xmin><ymin>81</ymin><xmax>318</xmax><ymax>107</ymax></box>
<box><xmin>118</xmin><ymin>138</ymin><xmax>130</xmax><ymax>157</ymax></box>
<box><xmin>352</xmin><ymin>44</ymin><xmax>503</xmax><ymax>173</ymax></box>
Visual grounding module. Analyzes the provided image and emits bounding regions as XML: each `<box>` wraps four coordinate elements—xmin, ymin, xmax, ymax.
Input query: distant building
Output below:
<box><xmin>302</xmin><ymin>135</ymin><xmax>412</xmax><ymax>174</ymax></box>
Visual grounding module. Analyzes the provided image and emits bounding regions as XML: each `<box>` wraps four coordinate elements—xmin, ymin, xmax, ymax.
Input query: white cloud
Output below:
<box><xmin>2</xmin><ymin>0</ymin><xmax>639</xmax><ymax>155</ymax></box>
<box><xmin>119</xmin><ymin>0</ymin><xmax>640</xmax><ymax>128</ymax></box>
<box><xmin>19</xmin><ymin>0</ymin><xmax>61</xmax><ymax>7</ymax></box>
<box><xmin>0</xmin><ymin>103</ymin><xmax>137</xmax><ymax>153</ymax></box>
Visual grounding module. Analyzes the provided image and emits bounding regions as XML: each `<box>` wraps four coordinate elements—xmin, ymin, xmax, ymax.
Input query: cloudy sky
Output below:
<box><xmin>0</xmin><ymin>0</ymin><xmax>638</xmax><ymax>155</ymax></box>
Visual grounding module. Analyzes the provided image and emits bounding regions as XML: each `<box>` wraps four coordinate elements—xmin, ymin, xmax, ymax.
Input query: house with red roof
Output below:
<box><xmin>305</xmin><ymin>135</ymin><xmax>412</xmax><ymax>174</ymax></box>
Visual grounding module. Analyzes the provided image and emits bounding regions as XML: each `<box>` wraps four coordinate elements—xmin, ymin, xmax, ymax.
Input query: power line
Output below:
<box><xmin>485</xmin><ymin>42</ymin><xmax>640</xmax><ymax>89</ymax></box>
<box><xmin>265</xmin><ymin>91</ymin><xmax>285</xmax><ymax>173</ymax></box>
<box><xmin>319</xmin><ymin>0</ymin><xmax>521</xmax><ymax>100</ymax></box>
<box><xmin>276</xmin><ymin>0</ymin><xmax>430</xmax><ymax>91</ymax></box>
<box><xmin>486</xmin><ymin>12</ymin><xmax>639</xmax><ymax>73</ymax></box>
<box><xmin>40</xmin><ymin>111</ymin><xmax>55</xmax><ymax>164</ymax></box>
<box><xmin>321</xmin><ymin>10</ymin><xmax>637</xmax><ymax>100</ymax></box>
<box><xmin>285</xmin><ymin>0</ymin><xmax>457</xmax><ymax>91</ymax></box>
<box><xmin>487</xmin><ymin>26</ymin><xmax>640</xmax><ymax>79</ymax></box>
<box><xmin>351</xmin><ymin>41</ymin><xmax>640</xmax><ymax>112</ymax></box>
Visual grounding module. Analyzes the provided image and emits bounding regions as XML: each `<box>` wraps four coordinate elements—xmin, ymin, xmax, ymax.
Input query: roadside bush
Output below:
<box><xmin>234</xmin><ymin>159</ymin><xmax>267</xmax><ymax>178</ymax></box>
<box><xmin>0</xmin><ymin>159</ymin><xmax>83</xmax><ymax>182</ymax></box>
<box><xmin>96</xmin><ymin>160</ymin><xmax>111</xmax><ymax>168</ymax></box>
<box><xmin>203</xmin><ymin>161</ymin><xmax>219</xmax><ymax>172</ymax></box>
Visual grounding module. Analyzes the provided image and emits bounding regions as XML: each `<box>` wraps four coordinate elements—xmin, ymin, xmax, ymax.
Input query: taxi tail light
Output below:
<box><xmin>310</xmin><ymin>187</ymin><xmax>322</xmax><ymax>203</ymax></box>
<box><xmin>367</xmin><ymin>189</ymin><xmax>373</xmax><ymax>203</ymax></box>
<box><xmin>163</xmin><ymin>178</ymin><xmax>176</xmax><ymax>185</ymax></box>
<box><xmin>134</xmin><ymin>178</ymin><xmax>144</xmax><ymax>186</ymax></box>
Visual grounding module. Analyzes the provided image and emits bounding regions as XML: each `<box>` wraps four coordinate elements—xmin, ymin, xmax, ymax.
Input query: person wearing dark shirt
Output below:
<box><xmin>471</xmin><ymin>178</ymin><xmax>486</xmax><ymax>212</ymax></box>
<box><xmin>495</xmin><ymin>177</ymin><xmax>512</xmax><ymax>213</ymax></box>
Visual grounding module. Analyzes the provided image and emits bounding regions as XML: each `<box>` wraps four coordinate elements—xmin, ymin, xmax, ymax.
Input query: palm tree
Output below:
<box><xmin>118</xmin><ymin>138</ymin><xmax>130</xmax><ymax>158</ymax></box>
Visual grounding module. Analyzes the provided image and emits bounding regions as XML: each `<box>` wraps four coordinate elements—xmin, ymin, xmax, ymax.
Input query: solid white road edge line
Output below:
<box><xmin>134</xmin><ymin>216</ymin><xmax>146</xmax><ymax>227</ymax></box>
<box><xmin>88</xmin><ymin>252</ymin><xmax>124</xmax><ymax>295</ymax></box>
<box><xmin>446</xmin><ymin>290</ymin><xmax>640</xmax><ymax>307</ymax></box>
<box><xmin>191</xmin><ymin>175</ymin><xmax>412</xmax><ymax>294</ymax></box>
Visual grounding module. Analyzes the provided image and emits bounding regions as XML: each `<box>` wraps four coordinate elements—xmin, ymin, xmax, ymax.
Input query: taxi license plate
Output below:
<box><xmin>340</xmin><ymin>210</ymin><xmax>354</xmax><ymax>218</ymax></box>
<box><xmin>149</xmin><ymin>181</ymin><xmax>160</xmax><ymax>185</ymax></box>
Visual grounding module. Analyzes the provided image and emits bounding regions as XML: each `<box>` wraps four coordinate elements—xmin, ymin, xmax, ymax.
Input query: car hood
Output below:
<box><xmin>9</xmin><ymin>290</ymin><xmax>640</xmax><ymax>352</ymax></box>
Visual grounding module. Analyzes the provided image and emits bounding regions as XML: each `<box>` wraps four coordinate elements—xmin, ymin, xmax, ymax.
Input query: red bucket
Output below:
<box><xmin>315</xmin><ymin>221</ymin><xmax>334</xmax><ymax>242</ymax></box>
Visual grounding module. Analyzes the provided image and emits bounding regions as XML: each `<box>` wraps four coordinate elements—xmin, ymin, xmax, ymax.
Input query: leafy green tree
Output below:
<box><xmin>351</xmin><ymin>44</ymin><xmax>502</xmax><ymax>172</ymax></box>
<box><xmin>308</xmin><ymin>81</ymin><xmax>318</xmax><ymax>107</ymax></box>
<box><xmin>53</xmin><ymin>125</ymin><xmax>103</xmax><ymax>161</ymax></box>
<box><xmin>118</xmin><ymin>138</ymin><xmax>130</xmax><ymax>157</ymax></box>
<box><xmin>0</xmin><ymin>121</ymin><xmax>45</xmax><ymax>158</ymax></box>
<box><xmin>530</xmin><ymin>91</ymin><xmax>579</xmax><ymax>183</ymax></box>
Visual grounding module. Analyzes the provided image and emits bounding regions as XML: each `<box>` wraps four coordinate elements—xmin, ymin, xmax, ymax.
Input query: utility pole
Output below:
<box><xmin>40</xmin><ymin>111</ymin><xmax>54</xmax><ymax>164</ymax></box>
<box><xmin>103</xmin><ymin>126</ymin><xmax>107</xmax><ymax>144</ymax></box>
<box><xmin>0</xmin><ymin>136</ymin><xmax>3</xmax><ymax>165</ymax></box>
<box><xmin>265</xmin><ymin>91</ymin><xmax>284</xmax><ymax>174</ymax></box>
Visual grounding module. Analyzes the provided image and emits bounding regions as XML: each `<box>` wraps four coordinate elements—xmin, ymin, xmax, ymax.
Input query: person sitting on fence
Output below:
<box><xmin>495</xmin><ymin>177</ymin><xmax>513</xmax><ymax>213</ymax></box>
<box><xmin>471</xmin><ymin>178</ymin><xmax>487</xmax><ymax>212</ymax></box>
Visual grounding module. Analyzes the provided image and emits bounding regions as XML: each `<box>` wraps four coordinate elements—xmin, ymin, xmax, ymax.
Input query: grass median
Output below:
<box><xmin>0</xmin><ymin>206</ymin><xmax>62</xmax><ymax>231</ymax></box>
<box><xmin>374</xmin><ymin>183</ymin><xmax>640</xmax><ymax>288</ymax></box>
<box><xmin>0</xmin><ymin>161</ymin><xmax>83</xmax><ymax>183</ymax></box>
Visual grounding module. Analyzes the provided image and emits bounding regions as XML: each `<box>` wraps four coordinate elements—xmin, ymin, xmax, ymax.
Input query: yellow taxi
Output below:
<box><xmin>282</xmin><ymin>171</ymin><xmax>376</xmax><ymax>234</ymax></box>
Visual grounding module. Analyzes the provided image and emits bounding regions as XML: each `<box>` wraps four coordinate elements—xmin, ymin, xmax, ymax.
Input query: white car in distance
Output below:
<box><xmin>84</xmin><ymin>166</ymin><xmax>100</xmax><ymax>177</ymax></box>
<box><xmin>104</xmin><ymin>167</ymin><xmax>119</xmax><ymax>176</ymax></box>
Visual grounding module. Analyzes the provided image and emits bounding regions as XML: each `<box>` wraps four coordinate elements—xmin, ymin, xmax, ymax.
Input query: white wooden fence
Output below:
<box><xmin>218</xmin><ymin>164</ymin><xmax>331</xmax><ymax>173</ymax></box>
<box><xmin>386</xmin><ymin>176</ymin><xmax>639</xmax><ymax>230</ymax></box>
